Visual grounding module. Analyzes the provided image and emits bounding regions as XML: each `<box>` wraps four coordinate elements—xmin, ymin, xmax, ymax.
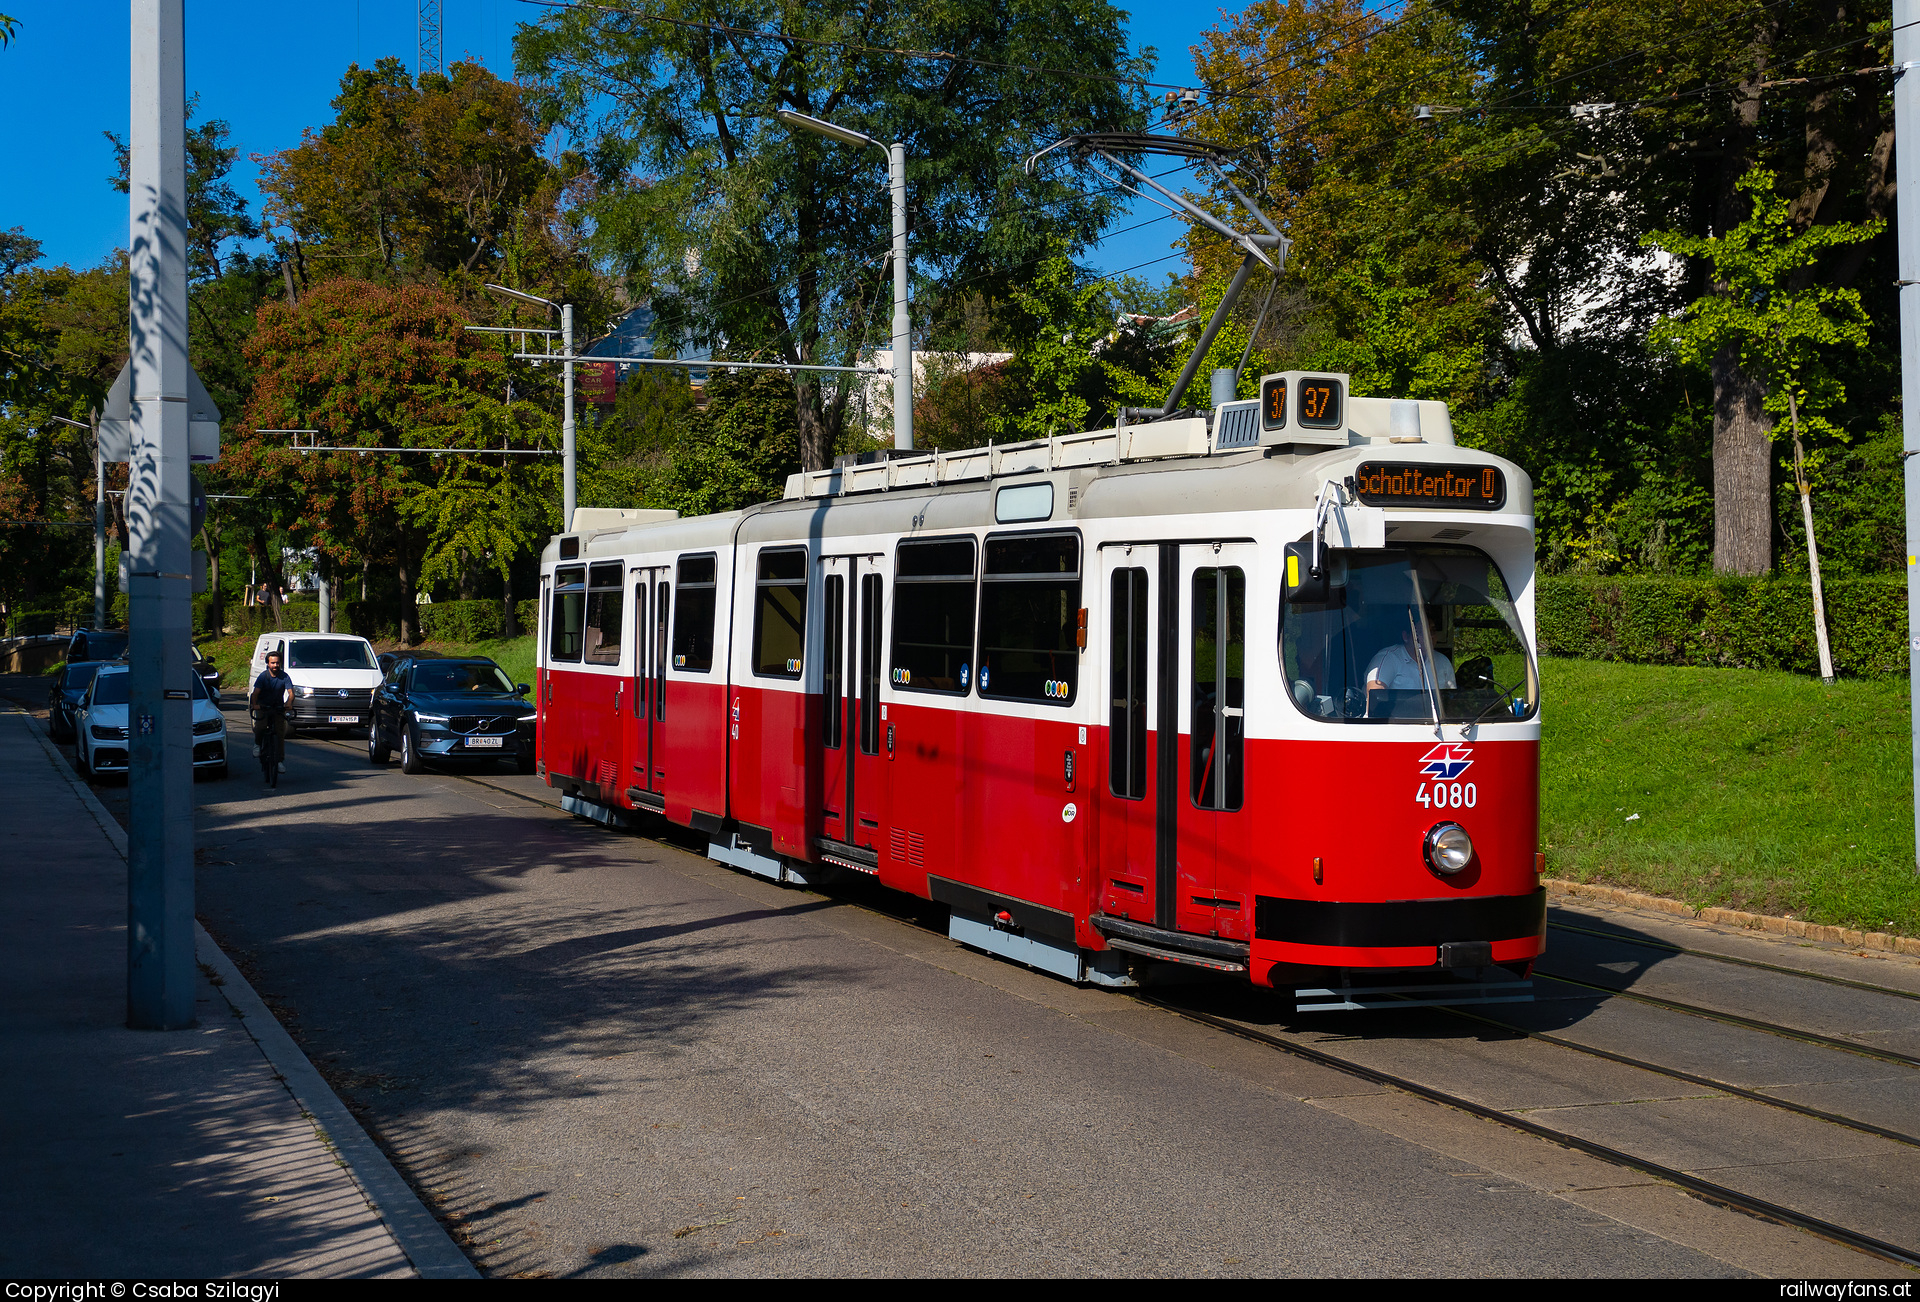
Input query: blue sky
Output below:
<box><xmin>0</xmin><ymin>0</ymin><xmax>1226</xmax><ymax>285</ymax></box>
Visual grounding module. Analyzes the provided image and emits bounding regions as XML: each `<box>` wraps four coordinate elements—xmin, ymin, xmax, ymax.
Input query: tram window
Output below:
<box><xmin>891</xmin><ymin>538</ymin><xmax>976</xmax><ymax>694</ymax></box>
<box><xmin>672</xmin><ymin>553</ymin><xmax>717</xmax><ymax>672</ymax></box>
<box><xmin>549</xmin><ymin>566</ymin><xmax>586</xmax><ymax>663</ymax></box>
<box><xmin>822</xmin><ymin>575</ymin><xmax>844</xmax><ymax>749</ymax></box>
<box><xmin>1278</xmin><ymin>545</ymin><xmax>1538</xmax><ymax>725</ymax></box>
<box><xmin>977</xmin><ymin>533</ymin><xmax>1080</xmax><ymax>705</ymax></box>
<box><xmin>752</xmin><ymin>547</ymin><xmax>808</xmax><ymax>678</ymax></box>
<box><xmin>1109</xmin><ymin>567</ymin><xmax>1148</xmax><ymax>800</ymax></box>
<box><xmin>584</xmin><ymin>563</ymin><xmax>624</xmax><ymax>665</ymax></box>
<box><xmin>1191</xmin><ymin>567</ymin><xmax>1245</xmax><ymax>810</ymax></box>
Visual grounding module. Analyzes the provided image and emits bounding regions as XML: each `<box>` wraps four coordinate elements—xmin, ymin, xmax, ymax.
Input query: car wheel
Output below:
<box><xmin>74</xmin><ymin>741</ymin><xmax>90</xmax><ymax>780</ymax></box>
<box><xmin>367</xmin><ymin>724</ymin><xmax>390</xmax><ymax>766</ymax></box>
<box><xmin>400</xmin><ymin>722</ymin><xmax>424</xmax><ymax>775</ymax></box>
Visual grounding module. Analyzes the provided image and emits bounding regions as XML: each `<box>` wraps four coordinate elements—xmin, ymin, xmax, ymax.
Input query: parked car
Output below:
<box><xmin>191</xmin><ymin>644</ymin><xmax>221</xmax><ymax>700</ymax></box>
<box><xmin>47</xmin><ymin>660</ymin><xmax>106</xmax><ymax>741</ymax></box>
<box><xmin>66</xmin><ymin>628</ymin><xmax>128</xmax><ymax>664</ymax></box>
<box><xmin>74</xmin><ymin>664</ymin><xmax>227</xmax><ymax>780</ymax></box>
<box><xmin>368</xmin><ymin>656</ymin><xmax>535</xmax><ymax>775</ymax></box>
<box><xmin>248</xmin><ymin>632</ymin><xmax>382</xmax><ymax>734</ymax></box>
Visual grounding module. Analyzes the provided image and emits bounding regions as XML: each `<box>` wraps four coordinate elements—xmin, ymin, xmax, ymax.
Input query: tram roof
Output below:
<box><xmin>542</xmin><ymin>400</ymin><xmax>1533</xmax><ymax>565</ymax></box>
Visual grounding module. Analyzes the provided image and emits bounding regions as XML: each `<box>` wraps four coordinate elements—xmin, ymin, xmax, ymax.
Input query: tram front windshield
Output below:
<box><xmin>1280</xmin><ymin>545</ymin><xmax>1536</xmax><ymax>724</ymax></box>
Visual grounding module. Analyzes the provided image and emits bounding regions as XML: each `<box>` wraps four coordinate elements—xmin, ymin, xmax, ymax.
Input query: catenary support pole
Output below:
<box><xmin>1900</xmin><ymin>0</ymin><xmax>1920</xmax><ymax>876</ymax></box>
<box><xmin>318</xmin><ymin>560</ymin><xmax>331</xmax><ymax>633</ymax></box>
<box><xmin>94</xmin><ymin>422</ymin><xmax>105</xmax><ymax>630</ymax></box>
<box><xmin>562</xmin><ymin>303</ymin><xmax>576</xmax><ymax>531</ymax></box>
<box><xmin>891</xmin><ymin>142</ymin><xmax>912</xmax><ymax>451</ymax></box>
<box><xmin>125</xmin><ymin>0</ymin><xmax>196</xmax><ymax>1029</ymax></box>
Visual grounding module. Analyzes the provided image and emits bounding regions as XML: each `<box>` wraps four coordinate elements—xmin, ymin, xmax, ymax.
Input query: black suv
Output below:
<box><xmin>368</xmin><ymin>656</ymin><xmax>535</xmax><ymax>775</ymax></box>
<box><xmin>66</xmin><ymin>629</ymin><xmax>127</xmax><ymax>663</ymax></box>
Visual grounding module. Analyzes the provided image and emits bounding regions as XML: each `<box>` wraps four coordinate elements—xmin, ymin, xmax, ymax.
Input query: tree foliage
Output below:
<box><xmin>259</xmin><ymin>59</ymin><xmax>596</xmax><ymax>311</ymax></box>
<box><xmin>515</xmin><ymin>0</ymin><xmax>1152</xmax><ymax>470</ymax></box>
<box><xmin>236</xmin><ymin>279</ymin><xmax>559</xmax><ymax>642</ymax></box>
<box><xmin>1172</xmin><ymin>0</ymin><xmax>1896</xmax><ymax>577</ymax></box>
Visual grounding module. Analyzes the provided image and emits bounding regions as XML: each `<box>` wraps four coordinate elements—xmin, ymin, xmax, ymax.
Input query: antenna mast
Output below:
<box><xmin>418</xmin><ymin>0</ymin><xmax>443</xmax><ymax>76</ymax></box>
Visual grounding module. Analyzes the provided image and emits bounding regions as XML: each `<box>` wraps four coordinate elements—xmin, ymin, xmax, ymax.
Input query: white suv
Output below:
<box><xmin>249</xmin><ymin>633</ymin><xmax>383</xmax><ymax>735</ymax></box>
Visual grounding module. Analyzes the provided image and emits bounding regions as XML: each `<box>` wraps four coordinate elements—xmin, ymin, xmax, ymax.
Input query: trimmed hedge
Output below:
<box><xmin>418</xmin><ymin>598</ymin><xmax>518</xmax><ymax>643</ymax></box>
<box><xmin>1537</xmin><ymin>575</ymin><xmax>1908</xmax><ymax>677</ymax></box>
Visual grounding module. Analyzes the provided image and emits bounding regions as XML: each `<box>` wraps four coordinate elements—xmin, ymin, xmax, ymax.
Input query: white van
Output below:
<box><xmin>249</xmin><ymin>632</ymin><xmax>383</xmax><ymax>734</ymax></box>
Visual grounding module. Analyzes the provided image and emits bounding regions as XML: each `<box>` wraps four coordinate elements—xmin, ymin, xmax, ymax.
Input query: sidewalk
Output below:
<box><xmin>0</xmin><ymin>704</ymin><xmax>471</xmax><ymax>1279</ymax></box>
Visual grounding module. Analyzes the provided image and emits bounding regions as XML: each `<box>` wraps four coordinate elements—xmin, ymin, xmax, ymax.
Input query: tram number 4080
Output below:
<box><xmin>1417</xmin><ymin>781</ymin><xmax>1478</xmax><ymax>809</ymax></box>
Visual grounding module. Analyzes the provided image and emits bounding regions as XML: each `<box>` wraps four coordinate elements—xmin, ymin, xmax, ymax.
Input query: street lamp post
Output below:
<box><xmin>775</xmin><ymin>110</ymin><xmax>913</xmax><ymax>452</ymax></box>
<box><xmin>485</xmin><ymin>284</ymin><xmax>574</xmax><ymax>530</ymax></box>
<box><xmin>48</xmin><ymin>415</ymin><xmax>101</xmax><ymax>627</ymax></box>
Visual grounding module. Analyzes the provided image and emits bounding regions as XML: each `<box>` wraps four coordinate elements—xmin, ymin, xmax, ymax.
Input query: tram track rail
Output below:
<box><xmin>1140</xmin><ymin>996</ymin><xmax>1920</xmax><ymax>1272</ymax></box>
<box><xmin>313</xmin><ymin>734</ymin><xmax>1920</xmax><ymax>1272</ymax></box>
<box><xmin>1530</xmin><ymin>969</ymin><xmax>1920</xmax><ymax>1070</ymax></box>
<box><xmin>1548</xmin><ymin>920</ymin><xmax>1920</xmax><ymax>1004</ymax></box>
<box><xmin>1430</xmin><ymin>1004</ymin><xmax>1920</xmax><ymax>1150</ymax></box>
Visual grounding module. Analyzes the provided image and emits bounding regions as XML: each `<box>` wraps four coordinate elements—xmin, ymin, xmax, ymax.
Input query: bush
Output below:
<box><xmin>1537</xmin><ymin>575</ymin><xmax>1908</xmax><ymax>677</ymax></box>
<box><xmin>418</xmin><ymin>599</ymin><xmax>507</xmax><ymax>643</ymax></box>
<box><xmin>10</xmin><ymin>603</ymin><xmax>61</xmax><ymax>637</ymax></box>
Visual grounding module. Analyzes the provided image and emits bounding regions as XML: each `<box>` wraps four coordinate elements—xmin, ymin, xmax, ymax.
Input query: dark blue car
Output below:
<box><xmin>47</xmin><ymin>661</ymin><xmax>105</xmax><ymax>741</ymax></box>
<box><xmin>367</xmin><ymin>656</ymin><xmax>536</xmax><ymax>775</ymax></box>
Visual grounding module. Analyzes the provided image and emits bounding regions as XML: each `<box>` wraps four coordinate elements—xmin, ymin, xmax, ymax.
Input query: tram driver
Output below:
<box><xmin>1363</xmin><ymin>607</ymin><xmax>1455</xmax><ymax>714</ymax></box>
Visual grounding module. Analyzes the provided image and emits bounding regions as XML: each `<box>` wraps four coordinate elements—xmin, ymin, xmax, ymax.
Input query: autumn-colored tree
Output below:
<box><xmin>1182</xmin><ymin>0</ymin><xmax>1495</xmax><ymax>411</ymax></box>
<box><xmin>259</xmin><ymin>59</ymin><xmax>598</xmax><ymax>312</ymax></box>
<box><xmin>237</xmin><ymin>279</ymin><xmax>559</xmax><ymax>643</ymax></box>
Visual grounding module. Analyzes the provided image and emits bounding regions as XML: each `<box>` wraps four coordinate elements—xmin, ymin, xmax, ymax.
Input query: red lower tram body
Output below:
<box><xmin>538</xmin><ymin>653</ymin><xmax>1543</xmax><ymax>1005</ymax></box>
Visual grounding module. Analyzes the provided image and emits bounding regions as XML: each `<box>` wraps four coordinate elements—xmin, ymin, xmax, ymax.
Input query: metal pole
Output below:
<box><xmin>318</xmin><ymin>560</ymin><xmax>331</xmax><ymax>633</ymax></box>
<box><xmin>890</xmin><ymin>142</ymin><xmax>912</xmax><ymax>451</ymax></box>
<box><xmin>126</xmin><ymin>0</ymin><xmax>195</xmax><ymax>1029</ymax></box>
<box><xmin>1161</xmin><ymin>253</ymin><xmax>1259</xmax><ymax>416</ymax></box>
<box><xmin>562</xmin><ymin>303</ymin><xmax>576</xmax><ymax>530</ymax></box>
<box><xmin>94</xmin><ymin>422</ymin><xmax>105</xmax><ymax>629</ymax></box>
<box><xmin>1900</xmin><ymin>0</ymin><xmax>1920</xmax><ymax>876</ymax></box>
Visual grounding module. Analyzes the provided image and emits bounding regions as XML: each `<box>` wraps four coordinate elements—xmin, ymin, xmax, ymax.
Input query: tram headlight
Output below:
<box><xmin>1424</xmin><ymin>822</ymin><xmax>1474</xmax><ymax>875</ymax></box>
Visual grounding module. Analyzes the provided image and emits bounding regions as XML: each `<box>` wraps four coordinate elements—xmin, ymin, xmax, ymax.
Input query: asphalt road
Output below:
<box><xmin>13</xmin><ymin>681</ymin><xmax>1898</xmax><ymax>1278</ymax></box>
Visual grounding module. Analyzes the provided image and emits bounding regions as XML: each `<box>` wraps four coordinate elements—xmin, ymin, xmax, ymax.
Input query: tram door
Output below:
<box><xmin>816</xmin><ymin>557</ymin><xmax>852</xmax><ymax>844</ymax></box>
<box><xmin>1176</xmin><ymin>544</ymin><xmax>1255</xmax><ymax>941</ymax></box>
<box><xmin>814</xmin><ymin>555</ymin><xmax>888</xmax><ymax>853</ymax></box>
<box><xmin>1096</xmin><ymin>544</ymin><xmax>1168</xmax><ymax>926</ymax></box>
<box><xmin>629</xmin><ymin>566</ymin><xmax>669</xmax><ymax>795</ymax></box>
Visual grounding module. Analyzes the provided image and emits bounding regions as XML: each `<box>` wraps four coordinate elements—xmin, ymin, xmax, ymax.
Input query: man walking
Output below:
<box><xmin>250</xmin><ymin>649</ymin><xmax>293</xmax><ymax>788</ymax></box>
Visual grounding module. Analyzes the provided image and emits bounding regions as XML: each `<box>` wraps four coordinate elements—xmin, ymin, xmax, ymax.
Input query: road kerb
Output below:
<box><xmin>1546</xmin><ymin>877</ymin><xmax>1920</xmax><ymax>958</ymax></box>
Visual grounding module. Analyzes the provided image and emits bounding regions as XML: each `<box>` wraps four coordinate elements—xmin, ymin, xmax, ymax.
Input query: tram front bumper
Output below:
<box><xmin>1248</xmin><ymin>887</ymin><xmax>1547</xmax><ymax>978</ymax></box>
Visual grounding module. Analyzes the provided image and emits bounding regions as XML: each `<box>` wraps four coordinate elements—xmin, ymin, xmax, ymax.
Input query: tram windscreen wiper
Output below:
<box><xmin>1408</xmin><ymin>570</ymin><xmax>1442</xmax><ymax>733</ymax></box>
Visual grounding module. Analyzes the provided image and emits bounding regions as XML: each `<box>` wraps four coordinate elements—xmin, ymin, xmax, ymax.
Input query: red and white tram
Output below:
<box><xmin>535</xmin><ymin>373</ymin><xmax>1544</xmax><ymax>1009</ymax></box>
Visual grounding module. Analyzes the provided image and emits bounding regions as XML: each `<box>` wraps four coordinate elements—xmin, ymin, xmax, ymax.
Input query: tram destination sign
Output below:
<box><xmin>1352</xmin><ymin>461</ymin><xmax>1507</xmax><ymax>511</ymax></box>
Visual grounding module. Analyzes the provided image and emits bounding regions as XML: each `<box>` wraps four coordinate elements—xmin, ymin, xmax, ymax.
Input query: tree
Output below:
<box><xmin>259</xmin><ymin>59</ymin><xmax>597</xmax><ymax>311</ymax></box>
<box><xmin>1437</xmin><ymin>0</ymin><xmax>1895</xmax><ymax>574</ymax></box>
<box><xmin>237</xmin><ymin>279</ymin><xmax>560</xmax><ymax>643</ymax></box>
<box><xmin>515</xmin><ymin>0</ymin><xmax>1151</xmax><ymax>471</ymax></box>
<box><xmin>1646</xmin><ymin>165</ymin><xmax>1879</xmax><ymax>673</ymax></box>
<box><xmin>1183</xmin><ymin>0</ymin><xmax>1498</xmax><ymax>409</ymax></box>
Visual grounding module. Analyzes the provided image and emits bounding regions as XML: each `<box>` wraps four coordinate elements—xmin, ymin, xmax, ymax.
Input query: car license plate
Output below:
<box><xmin>328</xmin><ymin>714</ymin><xmax>359</xmax><ymax>723</ymax></box>
<box><xmin>465</xmin><ymin>735</ymin><xmax>503</xmax><ymax>748</ymax></box>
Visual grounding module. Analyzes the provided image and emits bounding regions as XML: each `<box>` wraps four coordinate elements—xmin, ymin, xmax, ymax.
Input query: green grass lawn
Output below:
<box><xmin>1541</xmin><ymin>658</ymin><xmax>1919</xmax><ymax>937</ymax></box>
